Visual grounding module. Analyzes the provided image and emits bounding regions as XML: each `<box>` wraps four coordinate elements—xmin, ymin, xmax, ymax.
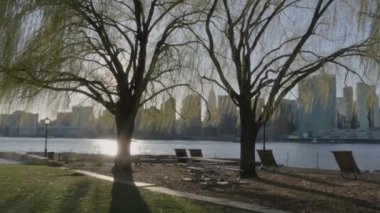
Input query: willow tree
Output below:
<box><xmin>0</xmin><ymin>0</ymin><xmax>199</xmax><ymax>174</ymax></box>
<box><xmin>193</xmin><ymin>0</ymin><xmax>379</xmax><ymax>177</ymax></box>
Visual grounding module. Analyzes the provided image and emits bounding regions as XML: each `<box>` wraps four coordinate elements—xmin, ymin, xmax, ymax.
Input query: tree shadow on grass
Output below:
<box><xmin>280</xmin><ymin>169</ymin><xmax>380</xmax><ymax>186</ymax></box>
<box><xmin>357</xmin><ymin>172</ymin><xmax>380</xmax><ymax>185</ymax></box>
<box><xmin>109</xmin><ymin>172</ymin><xmax>150</xmax><ymax>213</ymax></box>
<box><xmin>273</xmin><ymin>171</ymin><xmax>341</xmax><ymax>187</ymax></box>
<box><xmin>255</xmin><ymin>177</ymin><xmax>380</xmax><ymax>211</ymax></box>
<box><xmin>56</xmin><ymin>172</ymin><xmax>85</xmax><ymax>177</ymax></box>
<box><xmin>360</xmin><ymin>178</ymin><xmax>380</xmax><ymax>185</ymax></box>
<box><xmin>56</xmin><ymin>179</ymin><xmax>92</xmax><ymax>213</ymax></box>
<box><xmin>206</xmin><ymin>186</ymin><xmax>298</xmax><ymax>211</ymax></box>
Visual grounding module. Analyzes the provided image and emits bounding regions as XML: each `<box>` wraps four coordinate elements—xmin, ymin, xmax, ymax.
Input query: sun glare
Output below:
<box><xmin>95</xmin><ymin>139</ymin><xmax>117</xmax><ymax>156</ymax></box>
<box><xmin>95</xmin><ymin>139</ymin><xmax>143</xmax><ymax>156</ymax></box>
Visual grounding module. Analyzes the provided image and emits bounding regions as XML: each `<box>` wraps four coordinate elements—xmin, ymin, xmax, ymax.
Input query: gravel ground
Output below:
<box><xmin>66</xmin><ymin>159</ymin><xmax>380</xmax><ymax>213</ymax></box>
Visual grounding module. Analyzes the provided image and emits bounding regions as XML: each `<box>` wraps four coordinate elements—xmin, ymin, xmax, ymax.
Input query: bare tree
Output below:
<box><xmin>192</xmin><ymin>0</ymin><xmax>379</xmax><ymax>177</ymax></box>
<box><xmin>0</xmin><ymin>0</ymin><xmax>200</xmax><ymax>176</ymax></box>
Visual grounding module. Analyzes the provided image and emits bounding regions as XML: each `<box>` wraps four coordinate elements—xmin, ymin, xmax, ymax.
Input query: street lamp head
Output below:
<box><xmin>44</xmin><ymin>117</ymin><xmax>51</xmax><ymax>125</ymax></box>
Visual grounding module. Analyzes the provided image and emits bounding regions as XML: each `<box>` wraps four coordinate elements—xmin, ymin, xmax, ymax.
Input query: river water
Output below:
<box><xmin>0</xmin><ymin>137</ymin><xmax>379</xmax><ymax>171</ymax></box>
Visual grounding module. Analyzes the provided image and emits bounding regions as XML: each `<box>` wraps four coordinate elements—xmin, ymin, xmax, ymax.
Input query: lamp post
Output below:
<box><xmin>44</xmin><ymin>117</ymin><xmax>50</xmax><ymax>157</ymax></box>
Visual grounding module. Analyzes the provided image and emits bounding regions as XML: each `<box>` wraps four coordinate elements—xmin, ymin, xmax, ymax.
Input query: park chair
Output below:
<box><xmin>188</xmin><ymin>149</ymin><xmax>203</xmax><ymax>163</ymax></box>
<box><xmin>174</xmin><ymin>149</ymin><xmax>188</xmax><ymax>163</ymax></box>
<box><xmin>332</xmin><ymin>151</ymin><xmax>361</xmax><ymax>180</ymax></box>
<box><xmin>257</xmin><ymin>149</ymin><xmax>278</xmax><ymax>171</ymax></box>
<box><xmin>188</xmin><ymin>149</ymin><xmax>203</xmax><ymax>157</ymax></box>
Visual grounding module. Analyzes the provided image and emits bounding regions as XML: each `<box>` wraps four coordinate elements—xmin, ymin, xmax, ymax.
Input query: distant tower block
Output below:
<box><xmin>218</xmin><ymin>95</ymin><xmax>238</xmax><ymax>136</ymax></box>
<box><xmin>180</xmin><ymin>94</ymin><xmax>202</xmax><ymax>136</ymax></box>
<box><xmin>356</xmin><ymin>82</ymin><xmax>378</xmax><ymax>129</ymax></box>
<box><xmin>162</xmin><ymin>97</ymin><xmax>176</xmax><ymax>135</ymax></box>
<box><xmin>343</xmin><ymin>86</ymin><xmax>354</xmax><ymax>122</ymax></box>
<box><xmin>298</xmin><ymin>74</ymin><xmax>336</xmax><ymax>137</ymax></box>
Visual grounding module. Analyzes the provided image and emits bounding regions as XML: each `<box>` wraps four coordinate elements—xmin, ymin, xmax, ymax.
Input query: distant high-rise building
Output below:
<box><xmin>136</xmin><ymin>103</ymin><xmax>175</xmax><ymax>137</ymax></box>
<box><xmin>139</xmin><ymin>106</ymin><xmax>161</xmax><ymax>135</ymax></box>
<box><xmin>356</xmin><ymin>82</ymin><xmax>378</xmax><ymax>129</ymax></box>
<box><xmin>343</xmin><ymin>87</ymin><xmax>354</xmax><ymax>123</ymax></box>
<box><xmin>180</xmin><ymin>94</ymin><xmax>201</xmax><ymax>136</ymax></box>
<box><xmin>97</xmin><ymin>109</ymin><xmax>116</xmax><ymax>136</ymax></box>
<box><xmin>298</xmin><ymin>74</ymin><xmax>336</xmax><ymax>137</ymax></box>
<box><xmin>203</xmin><ymin>90</ymin><xmax>220</xmax><ymax>136</ymax></box>
<box><xmin>336</xmin><ymin>97</ymin><xmax>349</xmax><ymax>129</ymax></box>
<box><xmin>72</xmin><ymin>106</ymin><xmax>95</xmax><ymax>127</ymax></box>
<box><xmin>336</xmin><ymin>97</ymin><xmax>346</xmax><ymax>117</ymax></box>
<box><xmin>218</xmin><ymin>95</ymin><xmax>238</xmax><ymax>136</ymax></box>
<box><xmin>51</xmin><ymin>106</ymin><xmax>95</xmax><ymax>137</ymax></box>
<box><xmin>268</xmin><ymin>99</ymin><xmax>298</xmax><ymax>137</ymax></box>
<box><xmin>0</xmin><ymin>114</ymin><xmax>11</xmax><ymax>135</ymax></box>
<box><xmin>56</xmin><ymin>112</ymin><xmax>72</xmax><ymax>126</ymax></box>
<box><xmin>161</xmin><ymin>97</ymin><xmax>176</xmax><ymax>135</ymax></box>
<box><xmin>374</xmin><ymin>108</ymin><xmax>380</xmax><ymax>128</ymax></box>
<box><xmin>8</xmin><ymin>111</ymin><xmax>38</xmax><ymax>136</ymax></box>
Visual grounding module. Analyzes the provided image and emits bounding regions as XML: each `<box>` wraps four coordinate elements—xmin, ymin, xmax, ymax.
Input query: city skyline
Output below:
<box><xmin>1</xmin><ymin>70</ymin><xmax>379</xmax><ymax>120</ymax></box>
<box><xmin>2</xmin><ymin>73</ymin><xmax>380</xmax><ymax>140</ymax></box>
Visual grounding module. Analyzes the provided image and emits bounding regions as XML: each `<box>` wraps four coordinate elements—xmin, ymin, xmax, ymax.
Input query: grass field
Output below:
<box><xmin>0</xmin><ymin>164</ymin><xmax>246</xmax><ymax>213</ymax></box>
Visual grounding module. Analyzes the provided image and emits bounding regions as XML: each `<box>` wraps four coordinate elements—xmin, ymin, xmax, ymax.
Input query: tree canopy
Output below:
<box><xmin>0</xmin><ymin>0</ymin><xmax>200</xmax><ymax>113</ymax></box>
<box><xmin>190</xmin><ymin>0</ymin><xmax>380</xmax><ymax>176</ymax></box>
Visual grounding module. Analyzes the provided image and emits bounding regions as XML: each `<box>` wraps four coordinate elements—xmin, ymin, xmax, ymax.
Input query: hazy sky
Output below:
<box><xmin>2</xmin><ymin>0</ymin><xmax>379</xmax><ymax>120</ymax></box>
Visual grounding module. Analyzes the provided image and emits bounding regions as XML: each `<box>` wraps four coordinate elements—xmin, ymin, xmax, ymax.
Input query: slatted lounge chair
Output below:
<box><xmin>188</xmin><ymin>149</ymin><xmax>203</xmax><ymax>157</ymax></box>
<box><xmin>174</xmin><ymin>148</ymin><xmax>188</xmax><ymax>163</ymax></box>
<box><xmin>257</xmin><ymin>149</ymin><xmax>278</xmax><ymax>171</ymax></box>
<box><xmin>188</xmin><ymin>149</ymin><xmax>203</xmax><ymax>163</ymax></box>
<box><xmin>332</xmin><ymin>151</ymin><xmax>361</xmax><ymax>180</ymax></box>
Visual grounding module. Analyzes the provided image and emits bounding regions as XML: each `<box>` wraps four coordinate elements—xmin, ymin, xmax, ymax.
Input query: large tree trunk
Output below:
<box><xmin>239</xmin><ymin>101</ymin><xmax>259</xmax><ymax>178</ymax></box>
<box><xmin>112</xmin><ymin>98</ymin><xmax>137</xmax><ymax>177</ymax></box>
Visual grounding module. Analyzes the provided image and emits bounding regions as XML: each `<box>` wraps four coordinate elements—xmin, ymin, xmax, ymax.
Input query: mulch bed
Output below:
<box><xmin>66</xmin><ymin>160</ymin><xmax>380</xmax><ymax>213</ymax></box>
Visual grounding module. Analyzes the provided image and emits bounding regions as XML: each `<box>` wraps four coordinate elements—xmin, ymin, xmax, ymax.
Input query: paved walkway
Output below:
<box><xmin>0</xmin><ymin>158</ymin><xmax>21</xmax><ymax>164</ymax></box>
<box><xmin>74</xmin><ymin>169</ymin><xmax>288</xmax><ymax>213</ymax></box>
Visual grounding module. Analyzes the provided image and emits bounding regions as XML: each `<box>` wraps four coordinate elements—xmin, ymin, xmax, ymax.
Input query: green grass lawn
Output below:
<box><xmin>0</xmin><ymin>164</ymin><xmax>246</xmax><ymax>213</ymax></box>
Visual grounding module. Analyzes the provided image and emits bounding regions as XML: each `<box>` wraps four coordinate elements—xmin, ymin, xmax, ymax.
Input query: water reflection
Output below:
<box><xmin>95</xmin><ymin>139</ymin><xmax>117</xmax><ymax>156</ymax></box>
<box><xmin>95</xmin><ymin>139</ymin><xmax>143</xmax><ymax>156</ymax></box>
